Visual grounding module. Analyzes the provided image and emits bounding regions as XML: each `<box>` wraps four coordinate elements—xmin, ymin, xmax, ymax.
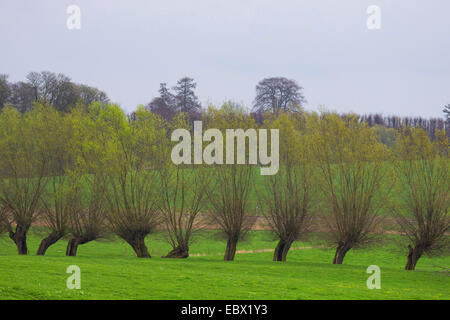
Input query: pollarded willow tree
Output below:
<box><xmin>98</xmin><ymin>104</ymin><xmax>165</xmax><ymax>258</ymax></box>
<box><xmin>207</xmin><ymin>164</ymin><xmax>254</xmax><ymax>261</ymax></box>
<box><xmin>393</xmin><ymin>127</ymin><xmax>449</xmax><ymax>270</ymax></box>
<box><xmin>65</xmin><ymin>106</ymin><xmax>109</xmax><ymax>256</ymax></box>
<box><xmin>257</xmin><ymin>113</ymin><xmax>317</xmax><ymax>261</ymax></box>
<box><xmin>311</xmin><ymin>113</ymin><xmax>392</xmax><ymax>264</ymax></box>
<box><xmin>37</xmin><ymin>172</ymin><xmax>80</xmax><ymax>255</ymax></box>
<box><xmin>159</xmin><ymin>164</ymin><xmax>210</xmax><ymax>258</ymax></box>
<box><xmin>159</xmin><ymin>114</ymin><xmax>210</xmax><ymax>258</ymax></box>
<box><xmin>36</xmin><ymin>106</ymin><xmax>79</xmax><ymax>255</ymax></box>
<box><xmin>0</xmin><ymin>105</ymin><xmax>53</xmax><ymax>254</ymax></box>
<box><xmin>65</xmin><ymin>174</ymin><xmax>107</xmax><ymax>256</ymax></box>
<box><xmin>203</xmin><ymin>103</ymin><xmax>257</xmax><ymax>261</ymax></box>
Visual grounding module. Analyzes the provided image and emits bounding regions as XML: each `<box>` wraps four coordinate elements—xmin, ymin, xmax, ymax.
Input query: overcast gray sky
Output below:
<box><xmin>0</xmin><ymin>0</ymin><xmax>449</xmax><ymax>117</ymax></box>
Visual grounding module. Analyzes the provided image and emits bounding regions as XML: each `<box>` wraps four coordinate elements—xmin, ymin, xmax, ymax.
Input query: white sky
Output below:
<box><xmin>0</xmin><ymin>0</ymin><xmax>449</xmax><ymax>117</ymax></box>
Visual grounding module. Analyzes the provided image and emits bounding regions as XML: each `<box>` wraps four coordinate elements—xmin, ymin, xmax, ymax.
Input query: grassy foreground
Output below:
<box><xmin>0</xmin><ymin>230</ymin><xmax>448</xmax><ymax>300</ymax></box>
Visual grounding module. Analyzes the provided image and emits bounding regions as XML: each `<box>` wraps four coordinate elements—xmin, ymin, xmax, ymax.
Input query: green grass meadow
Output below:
<box><xmin>0</xmin><ymin>230</ymin><xmax>448</xmax><ymax>300</ymax></box>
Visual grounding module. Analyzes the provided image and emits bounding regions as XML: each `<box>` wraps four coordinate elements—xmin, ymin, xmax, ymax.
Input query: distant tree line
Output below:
<box><xmin>0</xmin><ymin>71</ymin><xmax>109</xmax><ymax>113</ymax></box>
<box><xmin>359</xmin><ymin>113</ymin><xmax>449</xmax><ymax>140</ymax></box>
<box><xmin>3</xmin><ymin>72</ymin><xmax>448</xmax><ymax>141</ymax></box>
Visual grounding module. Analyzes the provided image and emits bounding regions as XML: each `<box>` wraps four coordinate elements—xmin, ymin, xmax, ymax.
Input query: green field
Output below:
<box><xmin>0</xmin><ymin>230</ymin><xmax>448</xmax><ymax>300</ymax></box>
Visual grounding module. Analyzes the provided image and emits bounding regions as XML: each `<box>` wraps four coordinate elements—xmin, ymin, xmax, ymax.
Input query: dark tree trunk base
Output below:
<box><xmin>9</xmin><ymin>225</ymin><xmax>29</xmax><ymax>255</ymax></box>
<box><xmin>127</xmin><ymin>236</ymin><xmax>151</xmax><ymax>258</ymax></box>
<box><xmin>66</xmin><ymin>235</ymin><xmax>97</xmax><ymax>256</ymax></box>
<box><xmin>163</xmin><ymin>246</ymin><xmax>189</xmax><ymax>258</ymax></box>
<box><xmin>66</xmin><ymin>238</ymin><xmax>80</xmax><ymax>257</ymax></box>
<box><xmin>37</xmin><ymin>231</ymin><xmax>64</xmax><ymax>255</ymax></box>
<box><xmin>333</xmin><ymin>243</ymin><xmax>352</xmax><ymax>264</ymax></box>
<box><xmin>224</xmin><ymin>237</ymin><xmax>238</xmax><ymax>261</ymax></box>
<box><xmin>405</xmin><ymin>245</ymin><xmax>423</xmax><ymax>271</ymax></box>
<box><xmin>273</xmin><ymin>239</ymin><xmax>293</xmax><ymax>262</ymax></box>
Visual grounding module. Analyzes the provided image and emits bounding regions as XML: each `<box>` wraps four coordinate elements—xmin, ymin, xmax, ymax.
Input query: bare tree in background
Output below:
<box><xmin>147</xmin><ymin>83</ymin><xmax>177</xmax><ymax>121</ymax></box>
<box><xmin>444</xmin><ymin>104</ymin><xmax>450</xmax><ymax>126</ymax></box>
<box><xmin>393</xmin><ymin>127</ymin><xmax>449</xmax><ymax>270</ymax></box>
<box><xmin>78</xmin><ymin>85</ymin><xmax>109</xmax><ymax>107</ymax></box>
<box><xmin>27</xmin><ymin>71</ymin><xmax>79</xmax><ymax>112</ymax></box>
<box><xmin>253</xmin><ymin>77</ymin><xmax>306</xmax><ymax>116</ymax></box>
<box><xmin>3</xmin><ymin>71</ymin><xmax>109</xmax><ymax>113</ymax></box>
<box><xmin>7</xmin><ymin>81</ymin><xmax>35</xmax><ymax>113</ymax></box>
<box><xmin>173</xmin><ymin>77</ymin><xmax>202</xmax><ymax>120</ymax></box>
<box><xmin>0</xmin><ymin>74</ymin><xmax>10</xmax><ymax>111</ymax></box>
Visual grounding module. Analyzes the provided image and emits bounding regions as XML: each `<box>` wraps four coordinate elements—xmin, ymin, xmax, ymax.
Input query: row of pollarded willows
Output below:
<box><xmin>0</xmin><ymin>103</ymin><xmax>448</xmax><ymax>271</ymax></box>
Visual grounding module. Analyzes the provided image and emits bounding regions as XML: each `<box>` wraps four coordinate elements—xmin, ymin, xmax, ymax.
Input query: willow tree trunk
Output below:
<box><xmin>36</xmin><ymin>231</ymin><xmax>64</xmax><ymax>255</ymax></box>
<box><xmin>127</xmin><ymin>235</ymin><xmax>151</xmax><ymax>258</ymax></box>
<box><xmin>332</xmin><ymin>243</ymin><xmax>352</xmax><ymax>264</ymax></box>
<box><xmin>224</xmin><ymin>237</ymin><xmax>238</xmax><ymax>261</ymax></box>
<box><xmin>163</xmin><ymin>245</ymin><xmax>189</xmax><ymax>258</ymax></box>
<box><xmin>9</xmin><ymin>224</ymin><xmax>29</xmax><ymax>255</ymax></box>
<box><xmin>405</xmin><ymin>245</ymin><xmax>423</xmax><ymax>271</ymax></box>
<box><xmin>66</xmin><ymin>238</ymin><xmax>81</xmax><ymax>257</ymax></box>
<box><xmin>66</xmin><ymin>236</ymin><xmax>93</xmax><ymax>257</ymax></box>
<box><xmin>273</xmin><ymin>239</ymin><xmax>293</xmax><ymax>262</ymax></box>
